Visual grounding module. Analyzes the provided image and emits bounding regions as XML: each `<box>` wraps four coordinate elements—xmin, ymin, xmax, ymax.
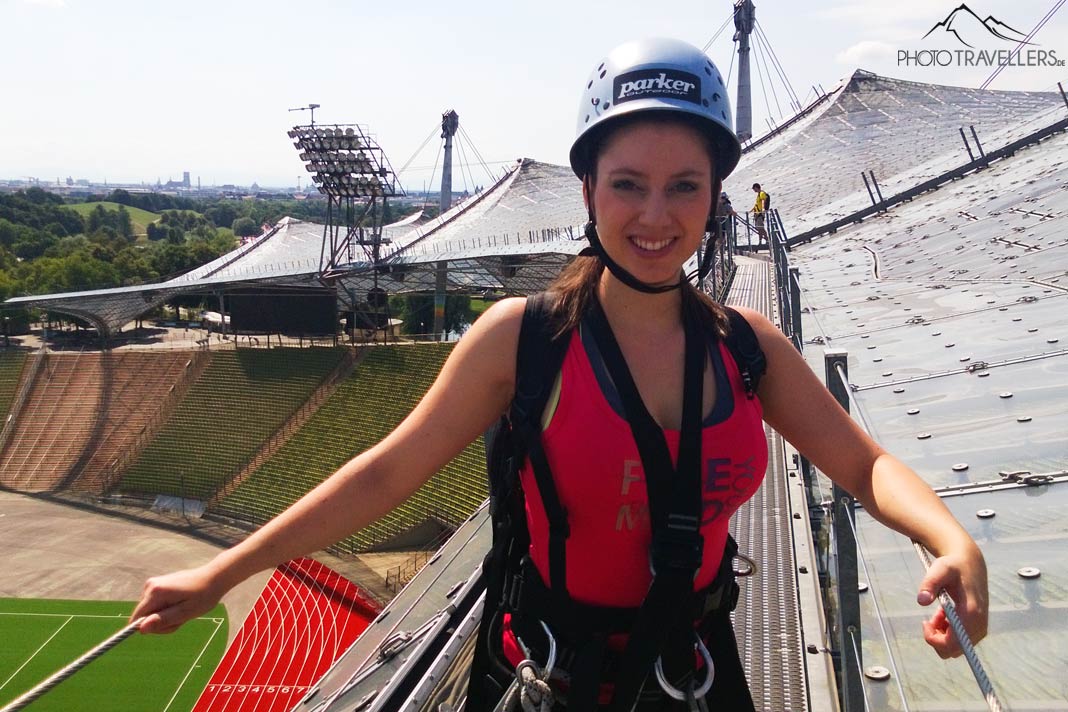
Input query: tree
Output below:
<box><xmin>231</xmin><ymin>217</ymin><xmax>259</xmax><ymax>238</ymax></box>
<box><xmin>389</xmin><ymin>293</ymin><xmax>473</xmax><ymax>336</ymax></box>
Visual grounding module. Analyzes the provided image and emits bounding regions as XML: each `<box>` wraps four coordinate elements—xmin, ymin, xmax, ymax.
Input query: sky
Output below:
<box><xmin>1</xmin><ymin>0</ymin><xmax>1066</xmax><ymax>191</ymax></box>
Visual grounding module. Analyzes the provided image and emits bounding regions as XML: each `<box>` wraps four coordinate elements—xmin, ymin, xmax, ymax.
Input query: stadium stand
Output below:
<box><xmin>0</xmin><ymin>350</ymin><xmax>27</xmax><ymax>419</ymax></box>
<box><xmin>0</xmin><ymin>351</ymin><xmax>202</xmax><ymax>492</ymax></box>
<box><xmin>215</xmin><ymin>343</ymin><xmax>487</xmax><ymax>553</ymax></box>
<box><xmin>117</xmin><ymin>348</ymin><xmax>347</xmax><ymax>501</ymax></box>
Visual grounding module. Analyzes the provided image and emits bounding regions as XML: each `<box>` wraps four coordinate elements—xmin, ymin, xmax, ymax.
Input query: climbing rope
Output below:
<box><xmin>501</xmin><ymin>659</ymin><xmax>555</xmax><ymax>712</ymax></box>
<box><xmin>0</xmin><ymin>618</ymin><xmax>144</xmax><ymax>712</ymax></box>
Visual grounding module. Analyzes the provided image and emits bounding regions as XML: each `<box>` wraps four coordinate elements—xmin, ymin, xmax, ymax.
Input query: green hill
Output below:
<box><xmin>68</xmin><ymin>201</ymin><xmax>160</xmax><ymax>236</ymax></box>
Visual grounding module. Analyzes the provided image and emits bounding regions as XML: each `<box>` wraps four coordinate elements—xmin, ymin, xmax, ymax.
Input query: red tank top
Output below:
<box><xmin>516</xmin><ymin>324</ymin><xmax>768</xmax><ymax>608</ymax></box>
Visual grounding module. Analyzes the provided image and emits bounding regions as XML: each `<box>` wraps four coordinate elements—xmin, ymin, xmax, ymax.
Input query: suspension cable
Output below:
<box><xmin>396</xmin><ymin>124</ymin><xmax>442</xmax><ymax>176</ymax></box>
<box><xmin>846</xmin><ymin>627</ymin><xmax>875</xmax><ymax>711</ymax></box>
<box><xmin>458</xmin><ymin>125</ymin><xmax>496</xmax><ymax>186</ymax></box>
<box><xmin>755</xmin><ymin>20</ymin><xmax>802</xmax><ymax>110</ymax></box>
<box><xmin>980</xmin><ymin>0</ymin><xmax>1066</xmax><ymax>89</ymax></box>
<box><xmin>753</xmin><ymin>31</ymin><xmax>784</xmax><ymax>120</ymax></box>
<box><xmin>423</xmin><ymin>140</ymin><xmax>442</xmax><ymax>214</ymax></box>
<box><xmin>701</xmin><ymin>12</ymin><xmax>736</xmax><ymax>52</ymax></box>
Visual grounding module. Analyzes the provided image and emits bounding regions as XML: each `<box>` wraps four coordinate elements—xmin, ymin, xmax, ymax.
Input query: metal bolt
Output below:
<box><xmin>893</xmin><ymin>387</ymin><xmax>905</xmax><ymax>394</ymax></box>
<box><xmin>908</xmin><ymin>408</ymin><xmax>920</xmax><ymax>415</ymax></box>
<box><xmin>859</xmin><ymin>582</ymin><xmax>869</xmax><ymax>593</ymax></box>
<box><xmin>977</xmin><ymin>509</ymin><xmax>996</xmax><ymax>519</ymax></box>
<box><xmin>1017</xmin><ymin>416</ymin><xmax>1032</xmax><ymax>423</ymax></box>
<box><xmin>917</xmin><ymin>432</ymin><xmax>932</xmax><ymax>439</ymax></box>
<box><xmin>865</xmin><ymin>666</ymin><xmax>891</xmax><ymax>681</ymax></box>
<box><xmin>999</xmin><ymin>392</ymin><xmax>1013</xmax><ymax>399</ymax></box>
<box><xmin>1018</xmin><ymin>567</ymin><xmax>1041</xmax><ymax>579</ymax></box>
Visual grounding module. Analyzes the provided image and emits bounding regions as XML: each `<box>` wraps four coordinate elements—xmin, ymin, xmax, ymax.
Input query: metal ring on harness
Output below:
<box><xmin>653</xmin><ymin>634</ymin><xmax>715</xmax><ymax>702</ymax></box>
<box><xmin>515</xmin><ymin>620</ymin><xmax>558</xmax><ymax>679</ymax></box>
<box><xmin>733</xmin><ymin>552</ymin><xmax>758</xmax><ymax>578</ymax></box>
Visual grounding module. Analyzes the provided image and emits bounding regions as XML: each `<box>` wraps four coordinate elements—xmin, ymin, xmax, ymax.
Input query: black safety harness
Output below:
<box><xmin>468</xmin><ymin>292</ymin><xmax>765</xmax><ymax>711</ymax></box>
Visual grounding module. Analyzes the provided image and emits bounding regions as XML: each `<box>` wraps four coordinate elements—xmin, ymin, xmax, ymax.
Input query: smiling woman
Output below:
<box><xmin>132</xmin><ymin>37</ymin><xmax>988</xmax><ymax>712</ymax></box>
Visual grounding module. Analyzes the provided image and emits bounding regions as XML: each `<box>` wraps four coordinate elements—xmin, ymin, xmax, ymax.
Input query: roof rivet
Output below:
<box><xmin>945</xmin><ymin>343</ymin><xmax>955</xmax><ymax>348</ymax></box>
<box><xmin>1048</xmin><ymin>338</ymin><xmax>1060</xmax><ymax>344</ymax></box>
<box><xmin>999</xmin><ymin>392</ymin><xmax>1013</xmax><ymax>399</ymax></box>
<box><xmin>873</xmin><ymin>358</ymin><xmax>883</xmax><ymax>363</ymax></box>
<box><xmin>858</xmin><ymin>582</ymin><xmax>870</xmax><ymax>593</ymax></box>
<box><xmin>917</xmin><ymin>432</ymin><xmax>932</xmax><ymax>439</ymax></box>
<box><xmin>960</xmin><ymin>357</ymin><xmax>971</xmax><ymax>362</ymax></box>
<box><xmin>908</xmin><ymin>408</ymin><xmax>920</xmax><ymax>415</ymax></box>
<box><xmin>1018</xmin><ymin>567</ymin><xmax>1041</xmax><ymax>579</ymax></box>
<box><xmin>978</xmin><ymin>372</ymin><xmax>991</xmax><ymax>378</ymax></box>
<box><xmin>893</xmin><ymin>387</ymin><xmax>905</xmax><ymax>394</ymax></box>
<box><xmin>865</xmin><ymin>666</ymin><xmax>891</xmax><ymax>681</ymax></box>
<box><xmin>932</xmin><ymin>332</ymin><xmax>942</xmax><ymax>336</ymax></box>
<box><xmin>952</xmin><ymin>463</ymin><xmax>969</xmax><ymax>472</ymax></box>
<box><xmin>1017</xmin><ymin>416</ymin><xmax>1032</xmax><ymax>423</ymax></box>
<box><xmin>807</xmin><ymin>644</ymin><xmax>819</xmax><ymax>654</ymax></box>
<box><xmin>1028</xmin><ymin>328</ymin><xmax>1039</xmax><ymax>333</ymax></box>
<box><xmin>977</xmin><ymin>509</ymin><xmax>996</xmax><ymax>519</ymax></box>
<box><xmin>882</xmin><ymin>371</ymin><xmax>893</xmax><ymax>377</ymax></box>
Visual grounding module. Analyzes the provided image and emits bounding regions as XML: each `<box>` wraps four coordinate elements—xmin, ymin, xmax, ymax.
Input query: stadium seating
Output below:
<box><xmin>117</xmin><ymin>348</ymin><xmax>347</xmax><ymax>500</ymax></box>
<box><xmin>215</xmin><ymin>343</ymin><xmax>487</xmax><ymax>553</ymax></box>
<box><xmin>0</xmin><ymin>350</ymin><xmax>27</xmax><ymax>418</ymax></box>
<box><xmin>0</xmin><ymin>351</ymin><xmax>200</xmax><ymax>492</ymax></box>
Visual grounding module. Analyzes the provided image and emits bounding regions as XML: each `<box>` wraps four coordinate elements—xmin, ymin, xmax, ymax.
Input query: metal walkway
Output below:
<box><xmin>726</xmin><ymin>255</ymin><xmax>826</xmax><ymax>712</ymax></box>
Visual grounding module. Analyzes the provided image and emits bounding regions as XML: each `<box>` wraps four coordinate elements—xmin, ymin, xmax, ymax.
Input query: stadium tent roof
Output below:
<box><xmin>6</xmin><ymin>70</ymin><xmax>1064</xmax><ymax>335</ymax></box>
<box><xmin>728</xmin><ymin>69</ymin><xmax>1064</xmax><ymax>236</ymax></box>
<box><xmin>3</xmin><ymin>159</ymin><xmax>588</xmax><ymax>334</ymax></box>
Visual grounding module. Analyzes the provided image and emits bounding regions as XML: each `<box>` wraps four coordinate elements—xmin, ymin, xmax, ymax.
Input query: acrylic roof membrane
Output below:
<box><xmin>6</xmin><ymin>70</ymin><xmax>1068</xmax><ymax>711</ymax></box>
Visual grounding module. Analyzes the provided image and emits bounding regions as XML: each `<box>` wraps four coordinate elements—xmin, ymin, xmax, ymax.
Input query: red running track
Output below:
<box><xmin>192</xmin><ymin>557</ymin><xmax>381</xmax><ymax>712</ymax></box>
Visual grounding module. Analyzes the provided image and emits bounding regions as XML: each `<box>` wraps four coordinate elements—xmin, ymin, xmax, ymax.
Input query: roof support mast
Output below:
<box><xmin>434</xmin><ymin>110</ymin><xmax>460</xmax><ymax>341</ymax></box>
<box><xmin>733</xmin><ymin>0</ymin><xmax>756</xmax><ymax>143</ymax></box>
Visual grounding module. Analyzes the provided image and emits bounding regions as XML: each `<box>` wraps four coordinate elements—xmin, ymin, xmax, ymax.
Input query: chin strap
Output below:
<box><xmin>580</xmin><ymin>221</ymin><xmax>683</xmax><ymax>294</ymax></box>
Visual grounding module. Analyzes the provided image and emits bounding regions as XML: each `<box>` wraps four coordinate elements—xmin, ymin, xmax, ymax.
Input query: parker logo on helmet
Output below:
<box><xmin>614</xmin><ymin>69</ymin><xmax>702</xmax><ymax>104</ymax></box>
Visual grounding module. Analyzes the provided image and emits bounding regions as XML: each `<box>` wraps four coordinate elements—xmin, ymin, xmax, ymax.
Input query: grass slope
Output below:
<box><xmin>67</xmin><ymin>202</ymin><xmax>161</xmax><ymax>236</ymax></box>
<box><xmin>0</xmin><ymin>598</ymin><xmax>227</xmax><ymax>712</ymax></box>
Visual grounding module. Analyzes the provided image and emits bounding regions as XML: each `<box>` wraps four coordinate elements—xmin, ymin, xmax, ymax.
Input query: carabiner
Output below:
<box><xmin>515</xmin><ymin>620</ymin><xmax>558</xmax><ymax>678</ymax></box>
<box><xmin>653</xmin><ymin>634</ymin><xmax>715</xmax><ymax>701</ymax></box>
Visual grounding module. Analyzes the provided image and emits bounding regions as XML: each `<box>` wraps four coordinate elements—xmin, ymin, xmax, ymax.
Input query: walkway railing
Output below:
<box><xmin>769</xmin><ymin>223</ymin><xmax>1004</xmax><ymax>711</ymax></box>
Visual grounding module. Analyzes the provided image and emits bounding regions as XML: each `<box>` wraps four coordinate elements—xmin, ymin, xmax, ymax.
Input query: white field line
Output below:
<box><xmin>0</xmin><ymin>616</ymin><xmax>73</xmax><ymax>693</ymax></box>
<box><xmin>161</xmin><ymin>617</ymin><xmax>225</xmax><ymax>712</ymax></box>
<box><xmin>0</xmin><ymin>612</ymin><xmax>224</xmax><ymax>624</ymax></box>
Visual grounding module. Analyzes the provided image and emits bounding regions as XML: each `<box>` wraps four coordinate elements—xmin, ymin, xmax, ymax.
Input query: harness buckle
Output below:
<box><xmin>653</xmin><ymin>634</ymin><xmax>715</xmax><ymax>702</ymax></box>
<box><xmin>650</xmin><ymin>514</ymin><xmax>704</xmax><ymax>577</ymax></box>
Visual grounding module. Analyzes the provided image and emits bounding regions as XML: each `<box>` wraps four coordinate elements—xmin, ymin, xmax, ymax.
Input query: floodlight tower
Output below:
<box><xmin>733</xmin><ymin>0</ymin><xmax>756</xmax><ymax>142</ymax></box>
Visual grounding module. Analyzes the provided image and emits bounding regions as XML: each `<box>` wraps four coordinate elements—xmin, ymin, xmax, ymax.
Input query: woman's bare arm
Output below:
<box><xmin>736</xmin><ymin>306</ymin><xmax>988</xmax><ymax>658</ymax></box>
<box><xmin>133</xmin><ymin>297</ymin><xmax>527</xmax><ymax>633</ymax></box>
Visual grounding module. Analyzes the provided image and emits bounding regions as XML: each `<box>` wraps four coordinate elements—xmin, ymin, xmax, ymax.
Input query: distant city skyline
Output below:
<box><xmin>1</xmin><ymin>0</ymin><xmax>1064</xmax><ymax>190</ymax></box>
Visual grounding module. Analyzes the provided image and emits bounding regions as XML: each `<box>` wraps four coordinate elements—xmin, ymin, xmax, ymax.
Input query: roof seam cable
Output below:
<box><xmin>833</xmin><ymin>364</ymin><xmax>877</xmax><ymax>437</ymax></box>
<box><xmin>840</xmin><ymin>499</ymin><xmax>914</xmax><ymax>711</ymax></box>
<box><xmin>752</xmin><ymin>35</ymin><xmax>774</xmax><ymax>128</ymax></box>
<box><xmin>847</xmin><ymin>627</ymin><xmax>875</xmax><ymax>712</ymax></box>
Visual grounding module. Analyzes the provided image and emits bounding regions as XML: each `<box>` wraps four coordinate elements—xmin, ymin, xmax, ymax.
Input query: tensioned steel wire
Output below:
<box><xmin>0</xmin><ymin>618</ymin><xmax>144</xmax><ymax>712</ymax></box>
<box><xmin>832</xmin><ymin>363</ymin><xmax>1004</xmax><ymax>712</ymax></box>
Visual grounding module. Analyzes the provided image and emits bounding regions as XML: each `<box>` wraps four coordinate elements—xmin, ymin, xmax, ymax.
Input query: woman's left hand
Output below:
<box><xmin>916</xmin><ymin>545</ymin><xmax>989</xmax><ymax>658</ymax></box>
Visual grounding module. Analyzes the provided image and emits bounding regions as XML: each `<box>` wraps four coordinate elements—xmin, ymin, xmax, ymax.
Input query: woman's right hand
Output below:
<box><xmin>131</xmin><ymin>564</ymin><xmax>226</xmax><ymax>634</ymax></box>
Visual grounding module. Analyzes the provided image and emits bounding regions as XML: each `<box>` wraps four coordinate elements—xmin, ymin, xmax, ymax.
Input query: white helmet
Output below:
<box><xmin>569</xmin><ymin>37</ymin><xmax>741</xmax><ymax>180</ymax></box>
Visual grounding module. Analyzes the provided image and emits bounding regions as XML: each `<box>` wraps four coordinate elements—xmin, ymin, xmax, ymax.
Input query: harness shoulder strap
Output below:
<box><xmin>722</xmin><ymin>306</ymin><xmax>767</xmax><ymax>398</ymax></box>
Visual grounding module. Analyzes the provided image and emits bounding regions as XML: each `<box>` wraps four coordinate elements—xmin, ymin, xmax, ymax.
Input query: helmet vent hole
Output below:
<box><xmin>587</xmin><ymin>80</ymin><xmax>593</xmax><ymax>89</ymax></box>
<box><xmin>603</xmin><ymin>102</ymin><xmax>610</xmax><ymax>108</ymax></box>
<box><xmin>585</xmin><ymin>115</ymin><xmax>591</xmax><ymax>123</ymax></box>
<box><xmin>705</xmin><ymin>66</ymin><xmax>712</xmax><ymax>76</ymax></box>
<box><xmin>702</xmin><ymin>99</ymin><xmax>710</xmax><ymax>107</ymax></box>
<box><xmin>717</xmin><ymin>74</ymin><xmax>725</xmax><ymax>87</ymax></box>
<box><xmin>721</xmin><ymin>111</ymin><xmax>727</xmax><ymax>120</ymax></box>
<box><xmin>712</xmin><ymin>93</ymin><xmax>720</xmax><ymax>102</ymax></box>
<box><xmin>598</xmin><ymin>62</ymin><xmax>605</xmax><ymax>71</ymax></box>
<box><xmin>592</xmin><ymin>97</ymin><xmax>600</xmax><ymax>106</ymax></box>
<box><xmin>599</xmin><ymin>70</ymin><xmax>607</xmax><ymax>79</ymax></box>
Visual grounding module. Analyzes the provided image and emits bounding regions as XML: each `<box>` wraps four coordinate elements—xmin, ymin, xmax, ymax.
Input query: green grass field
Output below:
<box><xmin>0</xmin><ymin>599</ymin><xmax>227</xmax><ymax>712</ymax></box>
<box><xmin>67</xmin><ymin>202</ymin><xmax>161</xmax><ymax>236</ymax></box>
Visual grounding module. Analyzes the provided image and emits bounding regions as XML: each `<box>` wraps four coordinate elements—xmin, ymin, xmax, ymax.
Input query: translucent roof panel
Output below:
<box><xmin>854</xmin><ymin>481</ymin><xmax>1068</xmax><ymax>711</ymax></box>
<box><xmin>730</xmin><ymin>70</ymin><xmax>1064</xmax><ymax>238</ymax></box>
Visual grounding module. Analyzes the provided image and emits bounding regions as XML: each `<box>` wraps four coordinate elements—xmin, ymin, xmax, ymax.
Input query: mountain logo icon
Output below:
<box><xmin>922</xmin><ymin>4</ymin><xmax>1035</xmax><ymax>48</ymax></box>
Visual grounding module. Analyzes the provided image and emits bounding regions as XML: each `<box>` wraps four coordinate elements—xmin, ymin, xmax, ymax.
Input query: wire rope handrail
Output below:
<box><xmin>829</xmin><ymin>362</ymin><xmax>1005</xmax><ymax>712</ymax></box>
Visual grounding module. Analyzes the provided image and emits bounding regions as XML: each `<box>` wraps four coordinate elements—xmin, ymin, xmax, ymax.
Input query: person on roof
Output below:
<box><xmin>751</xmin><ymin>182</ymin><xmax>769</xmax><ymax>242</ymax></box>
<box><xmin>133</xmin><ymin>38</ymin><xmax>988</xmax><ymax>711</ymax></box>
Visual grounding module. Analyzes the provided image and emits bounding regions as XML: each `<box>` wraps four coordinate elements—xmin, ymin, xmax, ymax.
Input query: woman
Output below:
<box><xmin>133</xmin><ymin>38</ymin><xmax>988</xmax><ymax>710</ymax></box>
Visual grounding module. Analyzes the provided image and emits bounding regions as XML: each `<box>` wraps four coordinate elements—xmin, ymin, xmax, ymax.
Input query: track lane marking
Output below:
<box><xmin>0</xmin><ymin>615</ymin><xmax>73</xmax><ymax>693</ymax></box>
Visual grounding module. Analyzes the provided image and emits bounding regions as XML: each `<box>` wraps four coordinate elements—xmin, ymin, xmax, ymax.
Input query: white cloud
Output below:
<box><xmin>20</xmin><ymin>0</ymin><xmax>67</xmax><ymax>7</ymax></box>
<box><xmin>836</xmin><ymin>40</ymin><xmax>898</xmax><ymax>66</ymax></box>
<box><xmin>818</xmin><ymin>0</ymin><xmax>945</xmax><ymax>27</ymax></box>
